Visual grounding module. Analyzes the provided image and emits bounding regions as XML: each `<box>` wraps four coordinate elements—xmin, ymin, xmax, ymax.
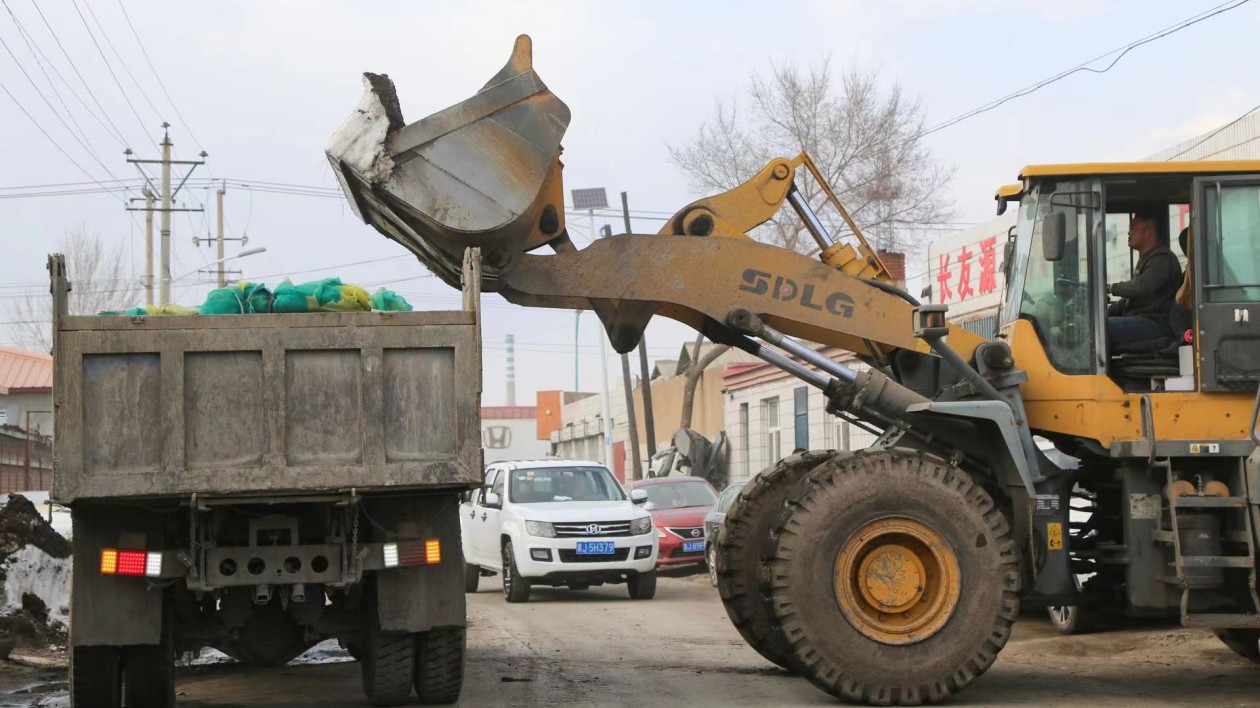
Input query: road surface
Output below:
<box><xmin>5</xmin><ymin>567</ymin><xmax>1260</xmax><ymax>706</ymax></box>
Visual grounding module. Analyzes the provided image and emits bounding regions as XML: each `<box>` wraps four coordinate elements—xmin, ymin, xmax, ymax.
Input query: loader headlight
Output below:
<box><xmin>630</xmin><ymin>517</ymin><xmax>653</xmax><ymax>535</ymax></box>
<box><xmin>525</xmin><ymin>520</ymin><xmax>556</xmax><ymax>538</ymax></box>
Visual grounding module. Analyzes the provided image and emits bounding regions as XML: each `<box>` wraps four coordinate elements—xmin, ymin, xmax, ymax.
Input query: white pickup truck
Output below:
<box><xmin>460</xmin><ymin>459</ymin><xmax>658</xmax><ymax>602</ymax></box>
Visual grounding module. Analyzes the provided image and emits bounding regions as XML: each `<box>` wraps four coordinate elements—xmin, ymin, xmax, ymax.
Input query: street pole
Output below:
<box><xmin>143</xmin><ymin>189</ymin><xmax>154</xmax><ymax>306</ymax></box>
<box><xmin>622</xmin><ymin>191</ymin><xmax>656</xmax><ymax>457</ymax></box>
<box><xmin>159</xmin><ymin>123</ymin><xmax>172</xmax><ymax>304</ymax></box>
<box><xmin>216</xmin><ymin>184</ymin><xmax>226</xmax><ymax>288</ymax></box>
<box><xmin>591</xmin><ymin>208</ymin><xmax>615</xmax><ymax>467</ymax></box>
<box><xmin>574</xmin><ymin>310</ymin><xmax>580</xmax><ymax>391</ymax></box>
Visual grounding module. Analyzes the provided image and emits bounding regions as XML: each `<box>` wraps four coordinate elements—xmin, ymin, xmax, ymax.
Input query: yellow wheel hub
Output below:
<box><xmin>834</xmin><ymin>517</ymin><xmax>961</xmax><ymax>645</ymax></box>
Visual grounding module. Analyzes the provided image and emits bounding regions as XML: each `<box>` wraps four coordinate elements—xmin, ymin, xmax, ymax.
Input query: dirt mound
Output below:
<box><xmin>0</xmin><ymin>495</ymin><xmax>70</xmax><ymax>560</ymax></box>
<box><xmin>0</xmin><ymin>593</ymin><xmax>66</xmax><ymax>648</ymax></box>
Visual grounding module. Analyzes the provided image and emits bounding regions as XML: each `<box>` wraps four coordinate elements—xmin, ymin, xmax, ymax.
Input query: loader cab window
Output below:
<box><xmin>1203</xmin><ymin>183</ymin><xmax>1260</xmax><ymax>303</ymax></box>
<box><xmin>1011</xmin><ymin>179</ymin><xmax>1099</xmax><ymax>374</ymax></box>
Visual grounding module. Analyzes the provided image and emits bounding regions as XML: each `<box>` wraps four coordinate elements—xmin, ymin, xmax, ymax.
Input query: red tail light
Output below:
<box><xmin>100</xmin><ymin>549</ymin><xmax>162</xmax><ymax>577</ymax></box>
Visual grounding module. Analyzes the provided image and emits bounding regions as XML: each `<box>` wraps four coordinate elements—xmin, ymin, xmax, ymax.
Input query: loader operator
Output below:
<box><xmin>1106</xmin><ymin>209</ymin><xmax>1183</xmax><ymax>349</ymax></box>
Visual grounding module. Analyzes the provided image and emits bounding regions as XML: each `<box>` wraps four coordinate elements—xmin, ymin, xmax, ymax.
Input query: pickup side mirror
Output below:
<box><xmin>483</xmin><ymin>491</ymin><xmax>502</xmax><ymax>508</ymax></box>
<box><xmin>630</xmin><ymin>488</ymin><xmax>648</xmax><ymax>505</ymax></box>
<box><xmin>1043</xmin><ymin>211</ymin><xmax>1067</xmax><ymax>262</ymax></box>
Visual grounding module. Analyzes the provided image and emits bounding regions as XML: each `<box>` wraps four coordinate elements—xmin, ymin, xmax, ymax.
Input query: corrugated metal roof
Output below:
<box><xmin>0</xmin><ymin>347</ymin><xmax>53</xmax><ymax>394</ymax></box>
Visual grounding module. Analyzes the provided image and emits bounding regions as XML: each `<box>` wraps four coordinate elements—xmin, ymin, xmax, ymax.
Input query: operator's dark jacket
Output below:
<box><xmin>1107</xmin><ymin>245</ymin><xmax>1183</xmax><ymax>330</ymax></box>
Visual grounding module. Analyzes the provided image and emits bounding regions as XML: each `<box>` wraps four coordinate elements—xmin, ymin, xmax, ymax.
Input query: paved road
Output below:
<box><xmin>8</xmin><ymin>567</ymin><xmax>1260</xmax><ymax>706</ymax></box>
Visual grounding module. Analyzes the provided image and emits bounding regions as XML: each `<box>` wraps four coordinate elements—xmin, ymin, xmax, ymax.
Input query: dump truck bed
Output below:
<box><xmin>53</xmin><ymin>302</ymin><xmax>483</xmax><ymax>503</ymax></box>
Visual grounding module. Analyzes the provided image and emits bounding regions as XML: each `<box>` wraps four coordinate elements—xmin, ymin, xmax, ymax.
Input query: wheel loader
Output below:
<box><xmin>327</xmin><ymin>35</ymin><xmax>1260</xmax><ymax>705</ymax></box>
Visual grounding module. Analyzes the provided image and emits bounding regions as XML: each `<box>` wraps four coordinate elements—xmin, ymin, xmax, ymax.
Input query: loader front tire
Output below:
<box><xmin>714</xmin><ymin>450</ymin><xmax>839</xmax><ymax>673</ymax></box>
<box><xmin>769</xmin><ymin>449</ymin><xmax>1020</xmax><ymax>705</ymax></box>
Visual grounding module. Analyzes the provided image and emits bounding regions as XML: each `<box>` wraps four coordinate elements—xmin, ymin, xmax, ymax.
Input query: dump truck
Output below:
<box><xmin>53</xmin><ymin>252</ymin><xmax>483</xmax><ymax>707</ymax></box>
<box><xmin>329</xmin><ymin>35</ymin><xmax>1260</xmax><ymax>705</ymax></box>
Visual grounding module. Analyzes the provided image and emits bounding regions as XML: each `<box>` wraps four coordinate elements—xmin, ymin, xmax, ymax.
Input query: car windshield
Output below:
<box><xmin>640</xmin><ymin>481</ymin><xmax>717</xmax><ymax>510</ymax></box>
<box><xmin>507</xmin><ymin>466</ymin><xmax>625</xmax><ymax>504</ymax></box>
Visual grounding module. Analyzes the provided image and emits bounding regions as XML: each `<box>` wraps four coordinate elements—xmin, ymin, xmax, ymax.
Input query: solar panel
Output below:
<box><xmin>570</xmin><ymin>187</ymin><xmax>608</xmax><ymax>210</ymax></box>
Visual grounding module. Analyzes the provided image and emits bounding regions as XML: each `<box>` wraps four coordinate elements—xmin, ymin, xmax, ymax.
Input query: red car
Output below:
<box><xmin>628</xmin><ymin>477</ymin><xmax>719</xmax><ymax>567</ymax></box>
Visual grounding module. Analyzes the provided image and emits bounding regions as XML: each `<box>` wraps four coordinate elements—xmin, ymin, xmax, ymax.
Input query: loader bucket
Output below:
<box><xmin>327</xmin><ymin>35</ymin><xmax>571</xmax><ymax>288</ymax></box>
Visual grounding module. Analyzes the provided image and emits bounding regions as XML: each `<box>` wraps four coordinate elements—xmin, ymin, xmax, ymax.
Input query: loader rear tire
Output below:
<box><xmin>768</xmin><ymin>449</ymin><xmax>1020</xmax><ymax>705</ymax></box>
<box><xmin>714</xmin><ymin>450</ymin><xmax>839</xmax><ymax>673</ymax></box>
<box><xmin>1214</xmin><ymin>628</ymin><xmax>1260</xmax><ymax>663</ymax></box>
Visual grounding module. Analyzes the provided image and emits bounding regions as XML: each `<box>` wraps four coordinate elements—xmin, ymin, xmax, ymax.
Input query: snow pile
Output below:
<box><xmin>0</xmin><ymin>494</ymin><xmax>71</xmax><ymax>648</ymax></box>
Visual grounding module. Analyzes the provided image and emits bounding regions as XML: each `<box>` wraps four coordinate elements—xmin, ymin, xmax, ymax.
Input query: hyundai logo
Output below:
<box><xmin>586</xmin><ymin>524</ymin><xmax>602</xmax><ymax>535</ymax></box>
<box><xmin>691</xmin><ymin>528</ymin><xmax>702</xmax><ymax>538</ymax></box>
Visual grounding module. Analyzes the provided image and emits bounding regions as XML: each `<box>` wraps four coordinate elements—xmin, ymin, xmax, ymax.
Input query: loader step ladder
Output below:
<box><xmin>1154</xmin><ymin>457</ymin><xmax>1260</xmax><ymax>629</ymax></box>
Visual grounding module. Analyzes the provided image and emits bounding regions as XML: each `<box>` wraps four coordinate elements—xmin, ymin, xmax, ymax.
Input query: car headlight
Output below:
<box><xmin>630</xmin><ymin>517</ymin><xmax>653</xmax><ymax>535</ymax></box>
<box><xmin>524</xmin><ymin>520</ymin><xmax>556</xmax><ymax>538</ymax></box>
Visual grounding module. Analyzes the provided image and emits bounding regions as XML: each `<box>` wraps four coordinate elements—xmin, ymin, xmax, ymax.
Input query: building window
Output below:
<box><xmin>739</xmin><ymin>402</ymin><xmax>750</xmax><ymax>477</ymax></box>
<box><xmin>793</xmin><ymin>387</ymin><xmax>808</xmax><ymax>451</ymax></box>
<box><xmin>761</xmin><ymin>397</ymin><xmax>781</xmax><ymax>464</ymax></box>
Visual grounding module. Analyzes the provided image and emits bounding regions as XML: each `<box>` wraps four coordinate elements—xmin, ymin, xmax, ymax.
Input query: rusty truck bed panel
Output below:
<box><xmin>53</xmin><ymin>311</ymin><xmax>483</xmax><ymax>503</ymax></box>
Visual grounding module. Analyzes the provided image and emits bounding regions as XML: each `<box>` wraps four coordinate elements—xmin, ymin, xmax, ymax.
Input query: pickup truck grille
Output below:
<box><xmin>558</xmin><ymin>548</ymin><xmax>631</xmax><ymax>563</ymax></box>
<box><xmin>553</xmin><ymin>521</ymin><xmax>631</xmax><ymax>537</ymax></box>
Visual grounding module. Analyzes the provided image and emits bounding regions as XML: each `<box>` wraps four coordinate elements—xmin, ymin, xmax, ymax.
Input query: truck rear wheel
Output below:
<box><xmin>768</xmin><ymin>449</ymin><xmax>1020</xmax><ymax>705</ymax></box>
<box><xmin>123</xmin><ymin>600</ymin><xmax>175</xmax><ymax>708</ymax></box>
<box><xmin>71</xmin><ymin>645</ymin><xmax>122</xmax><ymax>707</ymax></box>
<box><xmin>715</xmin><ymin>450</ymin><xmax>838</xmax><ymax>673</ymax></box>
<box><xmin>361</xmin><ymin>585</ymin><xmax>416</xmax><ymax>706</ymax></box>
<box><xmin>414</xmin><ymin>626</ymin><xmax>466</xmax><ymax>704</ymax></box>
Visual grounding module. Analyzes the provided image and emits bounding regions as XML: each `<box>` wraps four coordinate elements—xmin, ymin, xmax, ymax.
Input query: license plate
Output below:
<box><xmin>576</xmin><ymin>541</ymin><xmax>616</xmax><ymax>555</ymax></box>
<box><xmin>683</xmin><ymin>539</ymin><xmax>705</xmax><ymax>553</ymax></box>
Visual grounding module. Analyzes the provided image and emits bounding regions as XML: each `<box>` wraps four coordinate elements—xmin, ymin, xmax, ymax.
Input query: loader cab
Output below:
<box><xmin>1001</xmin><ymin>161</ymin><xmax>1260</xmax><ymax>392</ymax></box>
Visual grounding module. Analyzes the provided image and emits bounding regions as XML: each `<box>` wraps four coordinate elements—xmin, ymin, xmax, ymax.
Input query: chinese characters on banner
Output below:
<box><xmin>935</xmin><ymin>236</ymin><xmax>1001</xmax><ymax>305</ymax></box>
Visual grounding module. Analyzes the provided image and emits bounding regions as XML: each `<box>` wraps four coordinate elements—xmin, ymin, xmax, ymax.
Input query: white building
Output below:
<box><xmin>722</xmin><ymin>347</ymin><xmax>879</xmax><ymax>484</ymax></box>
<box><xmin>481</xmin><ymin>406</ymin><xmax>551</xmax><ymax>464</ymax></box>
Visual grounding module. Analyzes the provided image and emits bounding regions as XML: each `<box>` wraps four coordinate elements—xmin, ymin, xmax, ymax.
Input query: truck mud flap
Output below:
<box><xmin>70</xmin><ymin>506</ymin><xmax>164</xmax><ymax>646</ymax></box>
<box><xmin>371</xmin><ymin>494</ymin><xmax>466</xmax><ymax>633</ymax></box>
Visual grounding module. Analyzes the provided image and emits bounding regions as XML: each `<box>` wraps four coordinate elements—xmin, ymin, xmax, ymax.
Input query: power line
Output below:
<box><xmin>114</xmin><ymin>0</ymin><xmax>201</xmax><ymax>152</ymax></box>
<box><xmin>0</xmin><ymin>77</ymin><xmax>126</xmax><ymax>204</ymax></box>
<box><xmin>69</xmin><ymin>0</ymin><xmax>151</xmax><ymax>142</ymax></box>
<box><xmin>0</xmin><ymin>22</ymin><xmax>123</xmax><ymax>182</ymax></box>
<box><xmin>79</xmin><ymin>0</ymin><xmax>161</xmax><ymax>121</ymax></box>
<box><xmin>1164</xmin><ymin>103</ymin><xmax>1260</xmax><ymax>160</ymax></box>
<box><xmin>918</xmin><ymin>0</ymin><xmax>1253</xmax><ymax>139</ymax></box>
<box><xmin>1</xmin><ymin>0</ymin><xmax>95</xmax><ymax>152</ymax></box>
<box><xmin>27</xmin><ymin>0</ymin><xmax>129</xmax><ymax>145</ymax></box>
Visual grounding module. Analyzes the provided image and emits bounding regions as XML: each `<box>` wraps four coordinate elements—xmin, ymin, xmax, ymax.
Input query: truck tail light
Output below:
<box><xmin>382</xmin><ymin>539</ymin><xmax>441</xmax><ymax>568</ymax></box>
<box><xmin>100</xmin><ymin>549</ymin><xmax>162</xmax><ymax>577</ymax></box>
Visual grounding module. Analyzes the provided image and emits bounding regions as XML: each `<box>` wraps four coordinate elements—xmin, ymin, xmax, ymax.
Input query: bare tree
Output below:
<box><xmin>668</xmin><ymin>60</ymin><xmax>953</xmax><ymax>255</ymax></box>
<box><xmin>9</xmin><ymin>230</ymin><xmax>140</xmax><ymax>352</ymax></box>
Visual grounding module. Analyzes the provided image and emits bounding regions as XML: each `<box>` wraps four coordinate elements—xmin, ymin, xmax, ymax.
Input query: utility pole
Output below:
<box><xmin>592</xmin><ymin>207</ymin><xmax>614</xmax><ymax>467</ymax></box>
<box><xmin>143</xmin><ymin>188</ymin><xmax>154</xmax><ymax>306</ymax></box>
<box><xmin>194</xmin><ymin>180</ymin><xmax>249</xmax><ymax>287</ymax></box>
<box><xmin>216</xmin><ymin>185</ymin><xmax>226</xmax><ymax>287</ymax></box>
<box><xmin>125</xmin><ymin>123</ymin><xmax>206</xmax><ymax>303</ymax></box>
<box><xmin>623</xmin><ymin>191</ymin><xmax>656</xmax><ymax>457</ymax></box>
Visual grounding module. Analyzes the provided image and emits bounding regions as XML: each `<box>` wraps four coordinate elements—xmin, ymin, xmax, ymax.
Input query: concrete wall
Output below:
<box><xmin>481</xmin><ymin>417</ymin><xmax>551</xmax><ymax>464</ymax></box>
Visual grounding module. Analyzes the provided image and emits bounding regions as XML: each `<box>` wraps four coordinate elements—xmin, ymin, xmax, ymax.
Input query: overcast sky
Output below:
<box><xmin>1</xmin><ymin>0</ymin><xmax>1257</xmax><ymax>405</ymax></box>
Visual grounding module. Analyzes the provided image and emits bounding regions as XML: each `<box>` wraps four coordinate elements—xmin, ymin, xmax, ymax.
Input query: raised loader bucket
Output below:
<box><xmin>327</xmin><ymin>35</ymin><xmax>571</xmax><ymax>288</ymax></box>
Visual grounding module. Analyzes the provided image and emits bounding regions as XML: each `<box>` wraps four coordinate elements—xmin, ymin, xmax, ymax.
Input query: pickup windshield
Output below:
<box><xmin>640</xmin><ymin>481</ymin><xmax>718</xmax><ymax>510</ymax></box>
<box><xmin>508</xmin><ymin>467</ymin><xmax>625</xmax><ymax>504</ymax></box>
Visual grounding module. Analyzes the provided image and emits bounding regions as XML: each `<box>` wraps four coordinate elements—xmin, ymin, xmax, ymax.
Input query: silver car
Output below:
<box><xmin>703</xmin><ymin>482</ymin><xmax>747</xmax><ymax>587</ymax></box>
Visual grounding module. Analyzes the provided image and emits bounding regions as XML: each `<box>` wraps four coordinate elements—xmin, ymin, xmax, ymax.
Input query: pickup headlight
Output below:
<box><xmin>630</xmin><ymin>517</ymin><xmax>653</xmax><ymax>535</ymax></box>
<box><xmin>524</xmin><ymin>520</ymin><xmax>556</xmax><ymax>538</ymax></box>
